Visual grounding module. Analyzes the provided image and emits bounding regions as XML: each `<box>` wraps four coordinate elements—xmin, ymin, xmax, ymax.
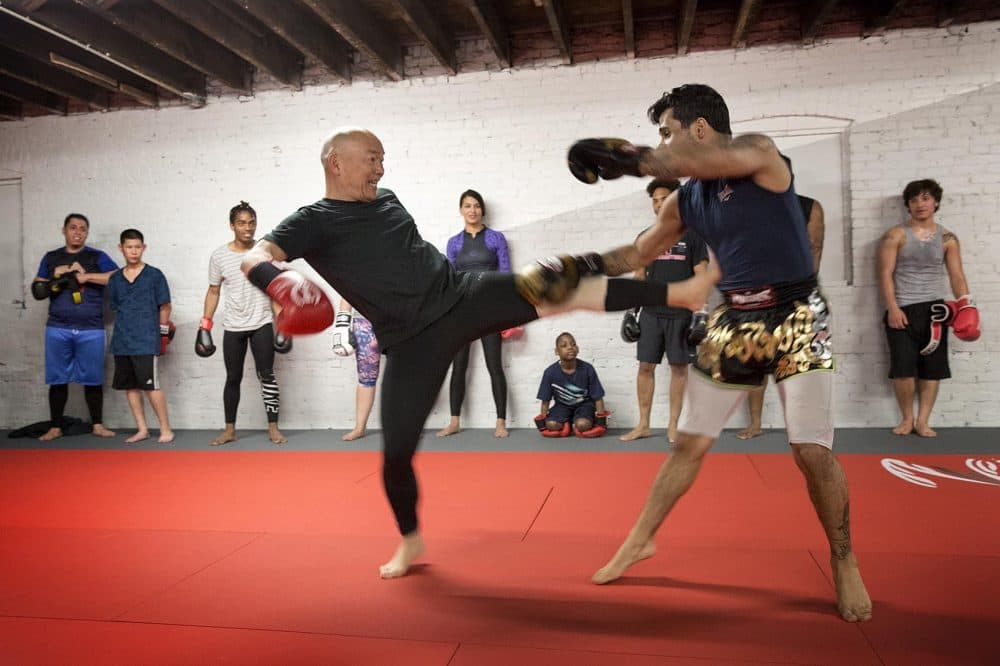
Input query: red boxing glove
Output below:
<box><xmin>574</xmin><ymin>411</ymin><xmax>610</xmax><ymax>438</ymax></box>
<box><xmin>501</xmin><ymin>326</ymin><xmax>524</xmax><ymax>340</ymax></box>
<box><xmin>534</xmin><ymin>414</ymin><xmax>571</xmax><ymax>438</ymax></box>
<box><xmin>267</xmin><ymin>271</ymin><xmax>334</xmax><ymax>335</ymax></box>
<box><xmin>948</xmin><ymin>295</ymin><xmax>981</xmax><ymax>342</ymax></box>
<box><xmin>159</xmin><ymin>321</ymin><xmax>176</xmax><ymax>355</ymax></box>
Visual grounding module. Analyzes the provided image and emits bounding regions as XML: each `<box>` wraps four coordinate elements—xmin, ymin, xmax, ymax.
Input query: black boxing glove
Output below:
<box><xmin>31</xmin><ymin>281</ymin><xmax>51</xmax><ymax>300</ymax></box>
<box><xmin>621</xmin><ymin>308</ymin><xmax>641</xmax><ymax>343</ymax></box>
<box><xmin>687</xmin><ymin>310</ymin><xmax>709</xmax><ymax>347</ymax></box>
<box><xmin>274</xmin><ymin>331</ymin><xmax>293</xmax><ymax>354</ymax></box>
<box><xmin>195</xmin><ymin>317</ymin><xmax>217</xmax><ymax>358</ymax></box>
<box><xmin>567</xmin><ymin>138</ymin><xmax>651</xmax><ymax>184</ymax></box>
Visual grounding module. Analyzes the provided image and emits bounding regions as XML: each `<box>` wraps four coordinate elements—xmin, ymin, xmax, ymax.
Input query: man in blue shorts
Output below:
<box><xmin>32</xmin><ymin>213</ymin><xmax>118</xmax><ymax>441</ymax></box>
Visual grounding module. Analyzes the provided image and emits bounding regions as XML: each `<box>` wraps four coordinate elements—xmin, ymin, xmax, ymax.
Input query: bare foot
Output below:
<box><xmin>436</xmin><ymin>421</ymin><xmax>461</xmax><ymax>438</ymax></box>
<box><xmin>92</xmin><ymin>424</ymin><xmax>116</xmax><ymax>437</ymax></box>
<box><xmin>379</xmin><ymin>533</ymin><xmax>426</xmax><ymax>579</ymax></box>
<box><xmin>38</xmin><ymin>427</ymin><xmax>63</xmax><ymax>442</ymax></box>
<box><xmin>341</xmin><ymin>428</ymin><xmax>366</xmax><ymax>441</ymax></box>
<box><xmin>125</xmin><ymin>431</ymin><xmax>150</xmax><ymax>444</ymax></box>
<box><xmin>891</xmin><ymin>419</ymin><xmax>914</xmax><ymax>436</ymax></box>
<box><xmin>832</xmin><ymin>555</ymin><xmax>873</xmax><ymax>622</ymax></box>
<box><xmin>158</xmin><ymin>431</ymin><xmax>175</xmax><ymax>444</ymax></box>
<box><xmin>592</xmin><ymin>539</ymin><xmax>657</xmax><ymax>584</ymax></box>
<box><xmin>736</xmin><ymin>426</ymin><xmax>763</xmax><ymax>440</ymax></box>
<box><xmin>914</xmin><ymin>422</ymin><xmax>937</xmax><ymax>438</ymax></box>
<box><xmin>268</xmin><ymin>426</ymin><xmax>287</xmax><ymax>445</ymax></box>
<box><xmin>619</xmin><ymin>426</ymin><xmax>652</xmax><ymax>442</ymax></box>
<box><xmin>211</xmin><ymin>430</ymin><xmax>237</xmax><ymax>446</ymax></box>
<box><xmin>494</xmin><ymin>420</ymin><xmax>509</xmax><ymax>438</ymax></box>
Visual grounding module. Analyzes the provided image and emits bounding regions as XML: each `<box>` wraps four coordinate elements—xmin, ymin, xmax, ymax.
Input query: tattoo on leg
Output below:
<box><xmin>831</xmin><ymin>502</ymin><xmax>851</xmax><ymax>560</ymax></box>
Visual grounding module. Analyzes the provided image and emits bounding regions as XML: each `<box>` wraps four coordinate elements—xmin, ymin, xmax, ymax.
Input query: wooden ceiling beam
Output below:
<box><xmin>677</xmin><ymin>0</ymin><xmax>698</xmax><ymax>55</ymax></box>
<box><xmin>538</xmin><ymin>0</ymin><xmax>571</xmax><ymax>65</ymax></box>
<box><xmin>0</xmin><ymin>94</ymin><xmax>24</xmax><ymax>121</ymax></box>
<box><xmin>463</xmin><ymin>0</ymin><xmax>510</xmax><ymax>68</ymax></box>
<box><xmin>936</xmin><ymin>0</ymin><xmax>959</xmax><ymax>27</ymax></box>
<box><xmin>731</xmin><ymin>0</ymin><xmax>764</xmax><ymax>48</ymax></box>
<box><xmin>0</xmin><ymin>73</ymin><xmax>68</xmax><ymax>114</ymax></box>
<box><xmin>3</xmin><ymin>1</ymin><xmax>205</xmax><ymax>102</ymax></box>
<box><xmin>300</xmin><ymin>0</ymin><xmax>404</xmax><ymax>81</ymax></box>
<box><xmin>0</xmin><ymin>45</ymin><xmax>110</xmax><ymax>110</ymax></box>
<box><xmin>393</xmin><ymin>0</ymin><xmax>457</xmax><ymax>75</ymax></box>
<box><xmin>0</xmin><ymin>12</ymin><xmax>160</xmax><ymax>105</ymax></box>
<box><xmin>802</xmin><ymin>0</ymin><xmax>840</xmax><ymax>42</ymax></box>
<box><xmin>235</xmin><ymin>0</ymin><xmax>351</xmax><ymax>83</ymax></box>
<box><xmin>862</xmin><ymin>0</ymin><xmax>910</xmax><ymax>37</ymax></box>
<box><xmin>623</xmin><ymin>0</ymin><xmax>635</xmax><ymax>59</ymax></box>
<box><xmin>75</xmin><ymin>0</ymin><xmax>251</xmax><ymax>93</ymax></box>
<box><xmin>153</xmin><ymin>0</ymin><xmax>302</xmax><ymax>88</ymax></box>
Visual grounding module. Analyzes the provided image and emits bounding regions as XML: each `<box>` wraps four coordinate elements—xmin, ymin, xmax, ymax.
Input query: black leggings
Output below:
<box><xmin>380</xmin><ymin>273</ymin><xmax>667</xmax><ymax>535</ymax></box>
<box><xmin>222</xmin><ymin>324</ymin><xmax>279</xmax><ymax>424</ymax></box>
<box><xmin>449</xmin><ymin>332</ymin><xmax>506</xmax><ymax>419</ymax></box>
<box><xmin>49</xmin><ymin>384</ymin><xmax>103</xmax><ymax>424</ymax></box>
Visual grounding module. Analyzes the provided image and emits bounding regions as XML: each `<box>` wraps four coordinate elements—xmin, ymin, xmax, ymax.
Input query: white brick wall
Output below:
<box><xmin>1</xmin><ymin>23</ymin><xmax>998</xmax><ymax>431</ymax></box>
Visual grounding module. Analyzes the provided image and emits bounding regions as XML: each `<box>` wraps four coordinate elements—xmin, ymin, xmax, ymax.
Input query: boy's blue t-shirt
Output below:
<box><xmin>107</xmin><ymin>264</ymin><xmax>171</xmax><ymax>356</ymax></box>
<box><xmin>536</xmin><ymin>360</ymin><xmax>605</xmax><ymax>406</ymax></box>
<box><xmin>36</xmin><ymin>246</ymin><xmax>118</xmax><ymax>330</ymax></box>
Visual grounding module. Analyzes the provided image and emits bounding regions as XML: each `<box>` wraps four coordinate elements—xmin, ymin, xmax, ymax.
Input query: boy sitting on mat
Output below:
<box><xmin>535</xmin><ymin>332</ymin><xmax>609</xmax><ymax>438</ymax></box>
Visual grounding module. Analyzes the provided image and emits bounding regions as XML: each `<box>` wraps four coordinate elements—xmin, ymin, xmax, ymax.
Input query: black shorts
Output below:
<box><xmin>636</xmin><ymin>311</ymin><xmax>695</xmax><ymax>365</ymax></box>
<box><xmin>112</xmin><ymin>355</ymin><xmax>160</xmax><ymax>391</ymax></box>
<box><xmin>884</xmin><ymin>300</ymin><xmax>951</xmax><ymax>380</ymax></box>
<box><xmin>547</xmin><ymin>401</ymin><xmax>596</xmax><ymax>425</ymax></box>
<box><xmin>694</xmin><ymin>278</ymin><xmax>834</xmax><ymax>386</ymax></box>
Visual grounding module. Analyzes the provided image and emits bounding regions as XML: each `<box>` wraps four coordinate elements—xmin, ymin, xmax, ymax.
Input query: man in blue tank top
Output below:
<box><xmin>566</xmin><ymin>84</ymin><xmax>871</xmax><ymax>623</ymax></box>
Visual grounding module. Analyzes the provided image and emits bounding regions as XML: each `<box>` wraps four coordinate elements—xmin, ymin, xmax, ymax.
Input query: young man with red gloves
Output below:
<box><xmin>879</xmin><ymin>178</ymin><xmax>980</xmax><ymax>437</ymax></box>
<box><xmin>240</xmin><ymin>127</ymin><xmax>715</xmax><ymax>580</ymax></box>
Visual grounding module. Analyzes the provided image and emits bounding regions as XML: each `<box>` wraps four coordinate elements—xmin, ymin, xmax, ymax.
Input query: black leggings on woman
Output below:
<box><xmin>448</xmin><ymin>332</ymin><xmax>506</xmax><ymax>419</ymax></box>
<box><xmin>222</xmin><ymin>324</ymin><xmax>278</xmax><ymax>424</ymax></box>
<box><xmin>380</xmin><ymin>272</ymin><xmax>668</xmax><ymax>536</ymax></box>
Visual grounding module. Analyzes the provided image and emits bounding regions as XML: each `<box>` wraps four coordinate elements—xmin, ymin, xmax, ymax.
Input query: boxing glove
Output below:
<box><xmin>948</xmin><ymin>295</ymin><xmax>981</xmax><ymax>342</ymax></box>
<box><xmin>274</xmin><ymin>332</ymin><xmax>293</xmax><ymax>354</ymax></box>
<box><xmin>620</xmin><ymin>308</ymin><xmax>640</xmax><ymax>343</ymax></box>
<box><xmin>31</xmin><ymin>281</ymin><xmax>51</xmax><ymax>300</ymax></box>
<box><xmin>331</xmin><ymin>310</ymin><xmax>355</xmax><ymax>356</ymax></box>
<box><xmin>515</xmin><ymin>253</ymin><xmax>604</xmax><ymax>305</ymax></box>
<box><xmin>534</xmin><ymin>414</ymin><xmax>571</xmax><ymax>438</ymax></box>
<box><xmin>501</xmin><ymin>326</ymin><xmax>524</xmax><ymax>340</ymax></box>
<box><xmin>159</xmin><ymin>321</ymin><xmax>176</xmax><ymax>356</ymax></box>
<box><xmin>575</xmin><ymin>411</ymin><xmax>610</xmax><ymax>438</ymax></box>
<box><xmin>687</xmin><ymin>310</ymin><xmax>709</xmax><ymax>346</ymax></box>
<box><xmin>247</xmin><ymin>262</ymin><xmax>334</xmax><ymax>336</ymax></box>
<box><xmin>567</xmin><ymin>138</ymin><xmax>651</xmax><ymax>184</ymax></box>
<box><xmin>195</xmin><ymin>317</ymin><xmax>216</xmax><ymax>358</ymax></box>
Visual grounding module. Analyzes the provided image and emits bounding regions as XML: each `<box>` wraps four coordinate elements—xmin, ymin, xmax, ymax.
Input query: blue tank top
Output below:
<box><xmin>677</xmin><ymin>159</ymin><xmax>813</xmax><ymax>291</ymax></box>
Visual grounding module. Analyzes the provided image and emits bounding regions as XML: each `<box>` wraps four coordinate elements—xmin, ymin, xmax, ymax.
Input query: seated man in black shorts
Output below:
<box><xmin>240</xmin><ymin>127</ymin><xmax>715</xmax><ymax>580</ymax></box>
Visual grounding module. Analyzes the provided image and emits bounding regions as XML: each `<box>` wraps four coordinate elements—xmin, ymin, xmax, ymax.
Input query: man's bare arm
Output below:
<box><xmin>807</xmin><ymin>200</ymin><xmax>825</xmax><ymax>272</ymax></box>
<box><xmin>241</xmin><ymin>239</ymin><xmax>288</xmax><ymax>276</ymax></box>
<box><xmin>878</xmin><ymin>227</ymin><xmax>903</xmax><ymax>308</ymax></box>
<box><xmin>641</xmin><ymin>133</ymin><xmax>790</xmax><ymax>191</ymax></box>
<box><xmin>943</xmin><ymin>231</ymin><xmax>970</xmax><ymax>297</ymax></box>
<box><xmin>601</xmin><ymin>191</ymin><xmax>685</xmax><ymax>276</ymax></box>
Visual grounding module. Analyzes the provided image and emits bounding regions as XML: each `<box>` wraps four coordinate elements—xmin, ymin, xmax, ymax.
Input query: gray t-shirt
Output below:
<box><xmin>894</xmin><ymin>224</ymin><xmax>946</xmax><ymax>307</ymax></box>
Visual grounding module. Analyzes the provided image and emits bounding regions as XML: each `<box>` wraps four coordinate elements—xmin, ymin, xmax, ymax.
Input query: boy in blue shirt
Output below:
<box><xmin>107</xmin><ymin>229</ymin><xmax>174</xmax><ymax>444</ymax></box>
<box><xmin>536</xmin><ymin>332</ymin><xmax>606</xmax><ymax>435</ymax></box>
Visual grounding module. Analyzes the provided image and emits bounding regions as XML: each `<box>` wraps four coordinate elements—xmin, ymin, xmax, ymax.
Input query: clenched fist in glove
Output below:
<box><xmin>515</xmin><ymin>253</ymin><xmax>605</xmax><ymax>305</ymax></box>
<box><xmin>247</xmin><ymin>262</ymin><xmax>334</xmax><ymax>336</ymax></box>
<box><xmin>159</xmin><ymin>321</ymin><xmax>176</xmax><ymax>355</ymax></box>
<box><xmin>620</xmin><ymin>308</ymin><xmax>641</xmax><ymax>343</ymax></box>
<box><xmin>687</xmin><ymin>310</ymin><xmax>709</xmax><ymax>347</ymax></box>
<box><xmin>195</xmin><ymin>317</ymin><xmax>216</xmax><ymax>357</ymax></box>
<box><xmin>947</xmin><ymin>295</ymin><xmax>981</xmax><ymax>342</ymax></box>
<box><xmin>568</xmin><ymin>138</ymin><xmax>651</xmax><ymax>184</ymax></box>
<box><xmin>331</xmin><ymin>310</ymin><xmax>355</xmax><ymax>356</ymax></box>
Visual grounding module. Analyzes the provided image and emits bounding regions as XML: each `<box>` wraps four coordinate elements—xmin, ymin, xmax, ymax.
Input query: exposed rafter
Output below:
<box><xmin>75</xmin><ymin>0</ymin><xmax>252</xmax><ymax>93</ymax></box>
<box><xmin>153</xmin><ymin>0</ymin><xmax>302</xmax><ymax>88</ymax></box>
<box><xmin>0</xmin><ymin>45</ymin><xmax>110</xmax><ymax>110</ymax></box>
<box><xmin>677</xmin><ymin>0</ymin><xmax>698</xmax><ymax>56</ymax></box>
<box><xmin>802</xmin><ymin>0</ymin><xmax>840</xmax><ymax>42</ymax></box>
<box><xmin>936</xmin><ymin>0</ymin><xmax>959</xmax><ymax>27</ymax></box>
<box><xmin>234</xmin><ymin>0</ymin><xmax>352</xmax><ymax>83</ymax></box>
<box><xmin>622</xmin><ymin>0</ymin><xmax>635</xmax><ymax>59</ymax></box>
<box><xmin>0</xmin><ymin>11</ymin><xmax>160</xmax><ymax>106</ymax></box>
<box><xmin>463</xmin><ymin>0</ymin><xmax>510</xmax><ymax>68</ymax></box>
<box><xmin>0</xmin><ymin>73</ymin><xmax>68</xmax><ymax>115</ymax></box>
<box><xmin>393</xmin><ymin>0</ymin><xmax>457</xmax><ymax>75</ymax></box>
<box><xmin>862</xmin><ymin>0</ymin><xmax>910</xmax><ymax>37</ymax></box>
<box><xmin>300</xmin><ymin>0</ymin><xmax>404</xmax><ymax>82</ymax></box>
<box><xmin>3</xmin><ymin>1</ymin><xmax>206</xmax><ymax>102</ymax></box>
<box><xmin>731</xmin><ymin>0</ymin><xmax>764</xmax><ymax>48</ymax></box>
<box><xmin>537</xmin><ymin>0</ymin><xmax>571</xmax><ymax>65</ymax></box>
<box><xmin>0</xmin><ymin>94</ymin><xmax>24</xmax><ymax>121</ymax></box>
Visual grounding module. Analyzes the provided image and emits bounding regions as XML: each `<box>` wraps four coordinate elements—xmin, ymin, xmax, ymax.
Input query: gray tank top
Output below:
<box><xmin>894</xmin><ymin>224</ymin><xmax>945</xmax><ymax>307</ymax></box>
